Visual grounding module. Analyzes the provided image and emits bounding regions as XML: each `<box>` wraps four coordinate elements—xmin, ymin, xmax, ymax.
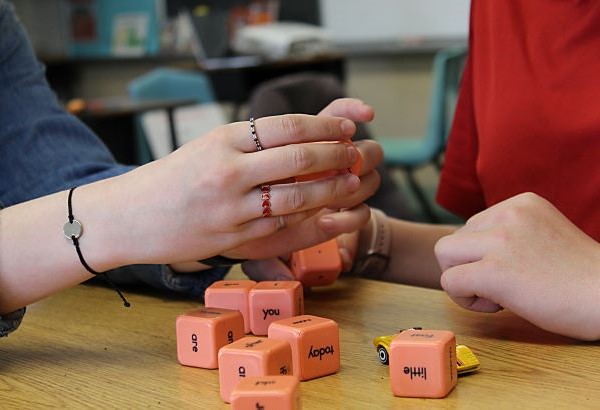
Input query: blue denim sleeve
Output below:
<box><xmin>0</xmin><ymin>0</ymin><xmax>131</xmax><ymax>205</ymax></box>
<box><xmin>0</xmin><ymin>1</ymin><xmax>227</xmax><ymax>336</ymax></box>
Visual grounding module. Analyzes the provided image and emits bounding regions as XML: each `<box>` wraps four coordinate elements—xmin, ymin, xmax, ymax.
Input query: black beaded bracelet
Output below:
<box><xmin>64</xmin><ymin>187</ymin><xmax>130</xmax><ymax>307</ymax></box>
<box><xmin>198</xmin><ymin>255</ymin><xmax>248</xmax><ymax>267</ymax></box>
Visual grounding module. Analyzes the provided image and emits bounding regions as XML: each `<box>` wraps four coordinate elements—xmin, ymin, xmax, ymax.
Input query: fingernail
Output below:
<box><xmin>319</xmin><ymin>216</ymin><xmax>336</xmax><ymax>233</ymax></box>
<box><xmin>320</xmin><ymin>216</ymin><xmax>334</xmax><ymax>227</ymax></box>
<box><xmin>345</xmin><ymin>173</ymin><xmax>360</xmax><ymax>190</ymax></box>
<box><xmin>341</xmin><ymin>119</ymin><xmax>355</xmax><ymax>135</ymax></box>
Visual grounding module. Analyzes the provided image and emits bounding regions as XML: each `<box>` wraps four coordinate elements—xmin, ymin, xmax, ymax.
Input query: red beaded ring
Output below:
<box><xmin>261</xmin><ymin>184</ymin><xmax>272</xmax><ymax>217</ymax></box>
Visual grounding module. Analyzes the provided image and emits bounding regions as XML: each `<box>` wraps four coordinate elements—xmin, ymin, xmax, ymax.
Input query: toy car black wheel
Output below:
<box><xmin>377</xmin><ymin>346</ymin><xmax>389</xmax><ymax>365</ymax></box>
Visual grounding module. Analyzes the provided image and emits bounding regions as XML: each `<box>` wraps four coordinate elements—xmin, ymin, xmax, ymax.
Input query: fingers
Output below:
<box><xmin>242</xmin><ymin>259</ymin><xmax>295</xmax><ymax>282</ymax></box>
<box><xmin>238</xmin><ymin>208</ymin><xmax>321</xmax><ymax>242</ymax></box>
<box><xmin>336</xmin><ymin>232</ymin><xmax>360</xmax><ymax>272</ymax></box>
<box><xmin>353</xmin><ymin>140</ymin><xmax>383</xmax><ymax>176</ymax></box>
<box><xmin>434</xmin><ymin>230</ymin><xmax>495</xmax><ymax>271</ymax></box>
<box><xmin>322</xmin><ymin>140</ymin><xmax>383</xmax><ymax>209</ymax></box>
<box><xmin>318</xmin><ymin>204</ymin><xmax>371</xmax><ymax>236</ymax></box>
<box><xmin>326</xmin><ymin>169</ymin><xmax>380</xmax><ymax>210</ymax></box>
<box><xmin>229</xmin><ymin>114</ymin><xmax>357</xmax><ymax>152</ymax></box>
<box><xmin>446</xmin><ymin>293</ymin><xmax>503</xmax><ymax>313</ymax></box>
<box><xmin>440</xmin><ymin>262</ymin><xmax>504</xmax><ymax>313</ymax></box>
<box><xmin>318</xmin><ymin>98</ymin><xmax>375</xmax><ymax>123</ymax></box>
<box><xmin>237</xmin><ymin>206</ymin><xmax>370</xmax><ymax>260</ymax></box>
<box><xmin>238</xmin><ymin>173</ymin><xmax>360</xmax><ymax>221</ymax></box>
<box><xmin>241</xmin><ymin>140</ymin><xmax>360</xmax><ymax>185</ymax></box>
<box><xmin>437</xmin><ymin>230</ymin><xmax>507</xmax><ymax>313</ymax></box>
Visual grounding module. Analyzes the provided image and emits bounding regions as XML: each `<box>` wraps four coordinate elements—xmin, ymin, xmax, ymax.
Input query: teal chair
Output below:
<box><xmin>128</xmin><ymin>68</ymin><xmax>216</xmax><ymax>164</ymax></box>
<box><xmin>377</xmin><ymin>46</ymin><xmax>467</xmax><ymax>222</ymax></box>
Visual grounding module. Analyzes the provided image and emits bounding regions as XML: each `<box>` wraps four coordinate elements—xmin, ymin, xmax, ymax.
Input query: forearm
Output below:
<box><xmin>379</xmin><ymin>218</ymin><xmax>458</xmax><ymax>288</ymax></box>
<box><xmin>0</xmin><ymin>175</ymin><xmax>142</xmax><ymax>313</ymax></box>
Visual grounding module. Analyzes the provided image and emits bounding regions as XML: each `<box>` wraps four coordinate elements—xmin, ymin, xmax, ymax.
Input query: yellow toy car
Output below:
<box><xmin>372</xmin><ymin>330</ymin><xmax>480</xmax><ymax>374</ymax></box>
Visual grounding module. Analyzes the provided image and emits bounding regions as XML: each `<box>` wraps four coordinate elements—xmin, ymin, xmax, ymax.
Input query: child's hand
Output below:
<box><xmin>317</xmin><ymin>97</ymin><xmax>375</xmax><ymax>124</ymax></box>
<box><xmin>435</xmin><ymin>192</ymin><xmax>600</xmax><ymax>340</ymax></box>
<box><xmin>240</xmin><ymin>225</ymin><xmax>361</xmax><ymax>283</ymax></box>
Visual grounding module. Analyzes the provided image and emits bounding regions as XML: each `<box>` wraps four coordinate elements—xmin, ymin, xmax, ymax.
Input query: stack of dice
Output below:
<box><xmin>176</xmin><ymin>280</ymin><xmax>341</xmax><ymax>409</ymax></box>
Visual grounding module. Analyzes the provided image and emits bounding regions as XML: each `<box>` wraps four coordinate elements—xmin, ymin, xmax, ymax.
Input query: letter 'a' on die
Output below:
<box><xmin>290</xmin><ymin>239</ymin><xmax>342</xmax><ymax>287</ymax></box>
<box><xmin>389</xmin><ymin>329</ymin><xmax>457</xmax><ymax>398</ymax></box>
<box><xmin>268</xmin><ymin>315</ymin><xmax>340</xmax><ymax>381</ymax></box>
<box><xmin>205</xmin><ymin>280</ymin><xmax>257</xmax><ymax>334</ymax></box>
<box><xmin>230</xmin><ymin>376</ymin><xmax>301</xmax><ymax>410</ymax></box>
<box><xmin>218</xmin><ymin>336</ymin><xmax>294</xmax><ymax>403</ymax></box>
<box><xmin>248</xmin><ymin>281</ymin><xmax>304</xmax><ymax>336</ymax></box>
<box><xmin>176</xmin><ymin>307</ymin><xmax>245</xmax><ymax>369</ymax></box>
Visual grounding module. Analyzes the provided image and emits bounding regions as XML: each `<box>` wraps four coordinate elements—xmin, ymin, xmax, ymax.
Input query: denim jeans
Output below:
<box><xmin>0</xmin><ymin>1</ymin><xmax>227</xmax><ymax>335</ymax></box>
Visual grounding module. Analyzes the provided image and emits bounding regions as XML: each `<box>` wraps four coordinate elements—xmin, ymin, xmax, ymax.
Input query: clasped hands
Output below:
<box><xmin>114</xmin><ymin>98</ymin><xmax>381</xmax><ymax>272</ymax></box>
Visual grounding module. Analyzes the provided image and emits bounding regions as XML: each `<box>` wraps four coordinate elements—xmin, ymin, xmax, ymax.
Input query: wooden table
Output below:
<box><xmin>1</xmin><ymin>274</ymin><xmax>599</xmax><ymax>408</ymax></box>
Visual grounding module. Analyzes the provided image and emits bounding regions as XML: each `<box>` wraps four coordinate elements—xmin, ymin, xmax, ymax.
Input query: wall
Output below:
<box><xmin>320</xmin><ymin>0</ymin><xmax>469</xmax><ymax>45</ymax></box>
<box><xmin>346</xmin><ymin>54</ymin><xmax>433</xmax><ymax>138</ymax></box>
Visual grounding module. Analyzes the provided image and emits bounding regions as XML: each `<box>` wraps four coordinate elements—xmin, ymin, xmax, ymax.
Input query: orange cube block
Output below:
<box><xmin>176</xmin><ymin>307</ymin><xmax>245</xmax><ymax>369</ymax></box>
<box><xmin>218</xmin><ymin>336</ymin><xmax>294</xmax><ymax>403</ymax></box>
<box><xmin>248</xmin><ymin>281</ymin><xmax>304</xmax><ymax>336</ymax></box>
<box><xmin>268</xmin><ymin>315</ymin><xmax>340</xmax><ymax>381</ymax></box>
<box><xmin>230</xmin><ymin>376</ymin><xmax>301</xmax><ymax>410</ymax></box>
<box><xmin>389</xmin><ymin>329</ymin><xmax>457</xmax><ymax>398</ymax></box>
<box><xmin>205</xmin><ymin>280</ymin><xmax>257</xmax><ymax>333</ymax></box>
<box><xmin>289</xmin><ymin>239</ymin><xmax>342</xmax><ymax>287</ymax></box>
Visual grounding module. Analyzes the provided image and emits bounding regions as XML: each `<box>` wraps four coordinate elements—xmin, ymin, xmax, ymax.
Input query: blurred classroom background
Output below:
<box><xmin>10</xmin><ymin>0</ymin><xmax>469</xmax><ymax>223</ymax></box>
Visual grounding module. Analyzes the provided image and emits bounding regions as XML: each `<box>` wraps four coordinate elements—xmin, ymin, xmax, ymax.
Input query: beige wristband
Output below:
<box><xmin>350</xmin><ymin>208</ymin><xmax>392</xmax><ymax>279</ymax></box>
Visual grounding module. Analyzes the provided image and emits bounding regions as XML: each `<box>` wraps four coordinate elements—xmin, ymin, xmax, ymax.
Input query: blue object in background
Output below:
<box><xmin>129</xmin><ymin>67</ymin><xmax>215</xmax><ymax>104</ymax></box>
<box><xmin>377</xmin><ymin>46</ymin><xmax>468</xmax><ymax>222</ymax></box>
<box><xmin>69</xmin><ymin>0</ymin><xmax>161</xmax><ymax>57</ymax></box>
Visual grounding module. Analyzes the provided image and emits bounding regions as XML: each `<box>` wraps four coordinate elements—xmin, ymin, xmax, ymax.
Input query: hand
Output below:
<box><xmin>435</xmin><ymin>192</ymin><xmax>600</xmax><ymax>340</ymax></box>
<box><xmin>317</xmin><ymin>97</ymin><xmax>375</xmax><ymax>124</ymax></box>
<box><xmin>314</xmin><ymin>98</ymin><xmax>381</xmax><ymax>211</ymax></box>
<box><xmin>241</xmin><ymin>206</ymin><xmax>368</xmax><ymax>281</ymax></box>
<box><xmin>240</xmin><ymin>98</ymin><xmax>382</xmax><ymax>280</ymax></box>
<box><xmin>107</xmin><ymin>114</ymin><xmax>370</xmax><ymax>267</ymax></box>
<box><xmin>229</xmin><ymin>127</ymin><xmax>382</xmax><ymax>261</ymax></box>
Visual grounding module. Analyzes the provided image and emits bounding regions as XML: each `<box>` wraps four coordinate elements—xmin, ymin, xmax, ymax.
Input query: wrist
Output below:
<box><xmin>349</xmin><ymin>208</ymin><xmax>392</xmax><ymax>279</ymax></box>
<box><xmin>94</xmin><ymin>164</ymin><xmax>180</xmax><ymax>267</ymax></box>
<box><xmin>586</xmin><ymin>244</ymin><xmax>600</xmax><ymax>340</ymax></box>
<box><xmin>72</xmin><ymin>176</ymin><xmax>136</xmax><ymax>271</ymax></box>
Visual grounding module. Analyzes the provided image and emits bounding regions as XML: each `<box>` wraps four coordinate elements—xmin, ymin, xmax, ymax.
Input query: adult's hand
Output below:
<box><xmin>435</xmin><ymin>192</ymin><xmax>600</xmax><ymax>340</ymax></box>
<box><xmin>111</xmin><ymin>114</ymin><xmax>371</xmax><ymax>266</ymax></box>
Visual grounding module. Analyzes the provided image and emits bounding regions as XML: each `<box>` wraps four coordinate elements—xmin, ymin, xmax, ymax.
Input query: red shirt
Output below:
<box><xmin>437</xmin><ymin>0</ymin><xmax>600</xmax><ymax>241</ymax></box>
